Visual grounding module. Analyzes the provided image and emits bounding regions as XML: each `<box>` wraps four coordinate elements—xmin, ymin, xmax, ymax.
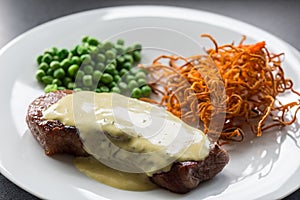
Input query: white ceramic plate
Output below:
<box><xmin>0</xmin><ymin>6</ymin><xmax>299</xmax><ymax>200</ymax></box>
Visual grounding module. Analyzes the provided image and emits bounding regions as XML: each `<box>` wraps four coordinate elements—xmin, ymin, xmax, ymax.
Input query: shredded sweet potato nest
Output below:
<box><xmin>142</xmin><ymin>34</ymin><xmax>300</xmax><ymax>142</ymax></box>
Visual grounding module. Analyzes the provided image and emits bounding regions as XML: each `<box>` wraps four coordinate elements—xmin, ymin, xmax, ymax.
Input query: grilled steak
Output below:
<box><xmin>26</xmin><ymin>90</ymin><xmax>229</xmax><ymax>193</ymax></box>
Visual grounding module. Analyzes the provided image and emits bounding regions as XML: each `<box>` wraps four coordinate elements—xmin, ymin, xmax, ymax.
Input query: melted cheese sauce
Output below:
<box><xmin>43</xmin><ymin>91</ymin><xmax>210</xmax><ymax>190</ymax></box>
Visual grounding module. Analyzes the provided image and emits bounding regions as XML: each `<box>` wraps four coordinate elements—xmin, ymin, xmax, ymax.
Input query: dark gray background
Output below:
<box><xmin>0</xmin><ymin>0</ymin><xmax>299</xmax><ymax>199</ymax></box>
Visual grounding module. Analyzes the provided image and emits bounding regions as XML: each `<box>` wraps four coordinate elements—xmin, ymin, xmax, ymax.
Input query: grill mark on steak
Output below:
<box><xmin>26</xmin><ymin>90</ymin><xmax>229</xmax><ymax>193</ymax></box>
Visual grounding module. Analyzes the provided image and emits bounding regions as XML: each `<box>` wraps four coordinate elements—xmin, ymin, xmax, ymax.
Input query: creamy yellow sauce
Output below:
<box><xmin>43</xmin><ymin>91</ymin><xmax>210</xmax><ymax>190</ymax></box>
<box><xmin>74</xmin><ymin>156</ymin><xmax>157</xmax><ymax>191</ymax></box>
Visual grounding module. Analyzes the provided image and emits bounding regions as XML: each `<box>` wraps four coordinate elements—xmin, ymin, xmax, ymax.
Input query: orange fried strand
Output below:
<box><xmin>143</xmin><ymin>34</ymin><xmax>300</xmax><ymax>142</ymax></box>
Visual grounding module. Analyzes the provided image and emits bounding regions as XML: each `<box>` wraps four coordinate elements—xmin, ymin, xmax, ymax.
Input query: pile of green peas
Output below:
<box><xmin>35</xmin><ymin>36</ymin><xmax>152</xmax><ymax>98</ymax></box>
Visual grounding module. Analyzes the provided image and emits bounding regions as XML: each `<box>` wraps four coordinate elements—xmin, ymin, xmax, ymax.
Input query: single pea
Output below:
<box><xmin>131</xmin><ymin>87</ymin><xmax>142</xmax><ymax>98</ymax></box>
<box><xmin>42</xmin><ymin>54</ymin><xmax>52</xmax><ymax>64</ymax></box>
<box><xmin>106</xmin><ymin>59</ymin><xmax>117</xmax><ymax>66</ymax></box>
<box><xmin>80</xmin><ymin>54</ymin><xmax>92</xmax><ymax>64</ymax></box>
<box><xmin>126</xmin><ymin>75</ymin><xmax>135</xmax><ymax>83</ymax></box>
<box><xmin>136</xmin><ymin>71</ymin><xmax>147</xmax><ymax>79</ymax></box>
<box><xmin>104</xmin><ymin>63</ymin><xmax>116</xmax><ymax>75</ymax></box>
<box><xmin>100</xmin><ymin>85</ymin><xmax>110</xmax><ymax>92</ymax></box>
<box><xmin>111</xmin><ymin>86</ymin><xmax>121</xmax><ymax>93</ymax></box>
<box><xmin>37</xmin><ymin>55</ymin><xmax>43</xmax><ymax>64</ymax></box>
<box><xmin>122</xmin><ymin>62</ymin><xmax>132</xmax><ymax>70</ymax></box>
<box><xmin>35</xmin><ymin>69</ymin><xmax>46</xmax><ymax>81</ymax></box>
<box><xmin>105</xmin><ymin>50</ymin><xmax>116</xmax><ymax>60</ymax></box>
<box><xmin>82</xmin><ymin>36</ymin><xmax>89</xmax><ymax>43</ymax></box>
<box><xmin>97</xmin><ymin>54</ymin><xmax>106</xmax><ymax>63</ymax></box>
<box><xmin>94</xmin><ymin>88</ymin><xmax>101</xmax><ymax>93</ymax></box>
<box><xmin>41</xmin><ymin>76</ymin><xmax>54</xmax><ymax>84</ymax></box>
<box><xmin>71</xmin><ymin>56</ymin><xmax>81</xmax><ymax>65</ymax></box>
<box><xmin>83</xmin><ymin>75</ymin><xmax>93</xmax><ymax>86</ymax></box>
<box><xmin>67</xmin><ymin>82</ymin><xmax>76</xmax><ymax>89</ymax></box>
<box><xmin>115</xmin><ymin>45</ymin><xmax>125</xmax><ymax>55</ymax></box>
<box><xmin>77</xmin><ymin>45</ymin><xmax>88</xmax><ymax>55</ymax></box>
<box><xmin>38</xmin><ymin>62</ymin><xmax>49</xmax><ymax>71</ymax></box>
<box><xmin>53</xmin><ymin>55</ymin><xmax>60</xmax><ymax>61</ymax></box>
<box><xmin>74</xmin><ymin>88</ymin><xmax>83</xmax><ymax>92</ymax></box>
<box><xmin>119</xmin><ymin>68</ymin><xmax>129</xmax><ymax>77</ymax></box>
<box><xmin>95</xmin><ymin>62</ymin><xmax>105</xmax><ymax>71</ymax></box>
<box><xmin>116</xmin><ymin>39</ymin><xmax>124</xmax><ymax>46</ymax></box>
<box><xmin>52</xmin><ymin>78</ymin><xmax>62</xmax><ymax>86</ymax></box>
<box><xmin>57</xmin><ymin>86</ymin><xmax>66</xmax><ymax>90</ymax></box>
<box><xmin>53</xmin><ymin>68</ymin><xmax>65</xmax><ymax>79</ymax></box>
<box><xmin>68</xmin><ymin>64</ymin><xmax>79</xmax><ymax>77</ymax></box>
<box><xmin>117</xmin><ymin>56</ymin><xmax>125</xmax><ymax>65</ymax></box>
<box><xmin>103</xmin><ymin>41</ymin><xmax>114</xmax><ymax>50</ymax></box>
<box><xmin>124</xmin><ymin>54</ymin><xmax>134</xmax><ymax>64</ymax></box>
<box><xmin>93</xmin><ymin>70</ymin><xmax>103</xmax><ymax>82</ymax></box>
<box><xmin>50</xmin><ymin>61</ymin><xmax>61</xmax><ymax>70</ymax></box>
<box><xmin>108</xmin><ymin>82</ymin><xmax>117</xmax><ymax>89</ymax></box>
<box><xmin>76</xmin><ymin>70</ymin><xmax>85</xmax><ymax>80</ymax></box>
<box><xmin>61</xmin><ymin>58</ymin><xmax>72</xmax><ymax>70</ymax></box>
<box><xmin>52</xmin><ymin>47</ymin><xmax>59</xmax><ymax>55</ymax></box>
<box><xmin>118</xmin><ymin>82</ymin><xmax>128</xmax><ymax>91</ymax></box>
<box><xmin>114</xmin><ymin>75</ymin><xmax>122</xmax><ymax>83</ymax></box>
<box><xmin>128</xmin><ymin>80</ymin><xmax>139</xmax><ymax>90</ymax></box>
<box><xmin>88</xmin><ymin>45</ymin><xmax>97</xmax><ymax>53</ymax></box>
<box><xmin>44</xmin><ymin>84</ymin><xmax>58</xmax><ymax>93</ymax></box>
<box><xmin>137</xmin><ymin>78</ymin><xmax>147</xmax><ymax>86</ymax></box>
<box><xmin>83</xmin><ymin>65</ymin><xmax>94</xmax><ymax>74</ymax></box>
<box><xmin>141</xmin><ymin>85</ymin><xmax>152</xmax><ymax>97</ymax></box>
<box><xmin>101</xmin><ymin>73</ymin><xmax>113</xmax><ymax>84</ymax></box>
<box><xmin>126</xmin><ymin>46</ymin><xmax>134</xmax><ymax>54</ymax></box>
<box><xmin>88</xmin><ymin>38</ymin><xmax>100</xmax><ymax>46</ymax></box>
<box><xmin>58</xmin><ymin>49</ymin><xmax>69</xmax><ymax>60</ymax></box>
<box><xmin>63</xmin><ymin>77</ymin><xmax>72</xmax><ymax>86</ymax></box>
<box><xmin>112</xmin><ymin>69</ymin><xmax>119</xmax><ymax>76</ymax></box>
<box><xmin>133</xmin><ymin>43</ymin><xmax>142</xmax><ymax>51</ymax></box>
<box><xmin>132</xmin><ymin>51</ymin><xmax>141</xmax><ymax>62</ymax></box>
<box><xmin>46</xmin><ymin>68</ymin><xmax>54</xmax><ymax>76</ymax></box>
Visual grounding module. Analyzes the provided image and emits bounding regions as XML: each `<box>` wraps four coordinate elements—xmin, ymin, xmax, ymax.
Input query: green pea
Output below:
<box><xmin>93</xmin><ymin>70</ymin><xmax>103</xmax><ymax>82</ymax></box>
<box><xmin>37</xmin><ymin>55</ymin><xmax>43</xmax><ymax>64</ymax></box>
<box><xmin>141</xmin><ymin>85</ymin><xmax>152</xmax><ymax>97</ymax></box>
<box><xmin>44</xmin><ymin>84</ymin><xmax>58</xmax><ymax>93</ymax></box>
<box><xmin>136</xmin><ymin>71</ymin><xmax>147</xmax><ymax>79</ymax></box>
<box><xmin>97</xmin><ymin>54</ymin><xmax>106</xmax><ymax>63</ymax></box>
<box><xmin>124</xmin><ymin>54</ymin><xmax>134</xmax><ymax>64</ymax></box>
<box><xmin>77</xmin><ymin>45</ymin><xmax>88</xmax><ymax>55</ymax></box>
<box><xmin>83</xmin><ymin>75</ymin><xmax>93</xmax><ymax>86</ymax></box>
<box><xmin>82</xmin><ymin>36</ymin><xmax>89</xmax><ymax>43</ymax></box>
<box><xmin>71</xmin><ymin>56</ymin><xmax>81</xmax><ymax>65</ymax></box>
<box><xmin>126</xmin><ymin>75</ymin><xmax>135</xmax><ymax>83</ymax></box>
<box><xmin>38</xmin><ymin>62</ymin><xmax>49</xmax><ymax>71</ymax></box>
<box><xmin>81</xmin><ymin>54</ymin><xmax>92</xmax><ymax>64</ymax></box>
<box><xmin>117</xmin><ymin>39</ymin><xmax>124</xmax><ymax>46</ymax></box>
<box><xmin>58</xmin><ymin>49</ymin><xmax>69</xmax><ymax>60</ymax></box>
<box><xmin>101</xmin><ymin>73</ymin><xmax>113</xmax><ymax>84</ymax></box>
<box><xmin>42</xmin><ymin>54</ymin><xmax>52</xmax><ymax>64</ymax></box>
<box><xmin>53</xmin><ymin>68</ymin><xmax>65</xmax><ymax>79</ymax></box>
<box><xmin>100</xmin><ymin>85</ymin><xmax>110</xmax><ymax>92</ymax></box>
<box><xmin>68</xmin><ymin>64</ymin><xmax>79</xmax><ymax>77</ymax></box>
<box><xmin>63</xmin><ymin>77</ymin><xmax>72</xmax><ymax>86</ymax></box>
<box><xmin>114</xmin><ymin>75</ymin><xmax>121</xmax><ymax>83</ymax></box>
<box><xmin>94</xmin><ymin>88</ymin><xmax>101</xmax><ymax>93</ymax></box>
<box><xmin>131</xmin><ymin>87</ymin><xmax>142</xmax><ymax>98</ymax></box>
<box><xmin>128</xmin><ymin>80</ymin><xmax>138</xmax><ymax>90</ymax></box>
<box><xmin>41</xmin><ymin>76</ymin><xmax>54</xmax><ymax>84</ymax></box>
<box><xmin>133</xmin><ymin>51</ymin><xmax>141</xmax><ymax>62</ymax></box>
<box><xmin>117</xmin><ymin>56</ymin><xmax>125</xmax><ymax>65</ymax></box>
<box><xmin>61</xmin><ymin>58</ymin><xmax>72</xmax><ymax>70</ymax></box>
<box><xmin>118</xmin><ymin>82</ymin><xmax>128</xmax><ymax>91</ymax></box>
<box><xmin>120</xmin><ymin>68</ymin><xmax>129</xmax><ymax>77</ymax></box>
<box><xmin>133</xmin><ymin>43</ymin><xmax>142</xmax><ymax>51</ymax></box>
<box><xmin>108</xmin><ymin>82</ymin><xmax>117</xmax><ymax>88</ymax></box>
<box><xmin>88</xmin><ymin>38</ymin><xmax>100</xmax><ymax>46</ymax></box>
<box><xmin>76</xmin><ymin>70</ymin><xmax>85</xmax><ymax>80</ymax></box>
<box><xmin>106</xmin><ymin>59</ymin><xmax>117</xmax><ymax>66</ymax></box>
<box><xmin>51</xmin><ymin>47</ymin><xmax>59</xmax><ymax>55</ymax></box>
<box><xmin>105</xmin><ymin>50</ymin><xmax>116</xmax><ymax>60</ymax></box>
<box><xmin>111</xmin><ymin>86</ymin><xmax>121</xmax><ymax>93</ymax></box>
<box><xmin>95</xmin><ymin>63</ymin><xmax>105</xmax><ymax>71</ymax></box>
<box><xmin>46</xmin><ymin>68</ymin><xmax>54</xmax><ymax>76</ymax></box>
<box><xmin>83</xmin><ymin>65</ymin><xmax>93</xmax><ymax>74</ymax></box>
<box><xmin>49</xmin><ymin>61</ymin><xmax>61</xmax><ymax>70</ymax></box>
<box><xmin>104</xmin><ymin>64</ymin><xmax>116</xmax><ymax>75</ymax></box>
<box><xmin>115</xmin><ymin>45</ymin><xmax>125</xmax><ymax>55</ymax></box>
<box><xmin>35</xmin><ymin>69</ymin><xmax>46</xmax><ymax>81</ymax></box>
<box><xmin>67</xmin><ymin>82</ymin><xmax>76</xmax><ymax>89</ymax></box>
<box><xmin>52</xmin><ymin>78</ymin><xmax>62</xmax><ymax>86</ymax></box>
<box><xmin>57</xmin><ymin>86</ymin><xmax>66</xmax><ymax>90</ymax></box>
<box><xmin>137</xmin><ymin>78</ymin><xmax>147</xmax><ymax>86</ymax></box>
<box><xmin>122</xmin><ymin>62</ymin><xmax>132</xmax><ymax>70</ymax></box>
<box><xmin>103</xmin><ymin>41</ymin><xmax>114</xmax><ymax>50</ymax></box>
<box><xmin>126</xmin><ymin>46</ymin><xmax>134</xmax><ymax>54</ymax></box>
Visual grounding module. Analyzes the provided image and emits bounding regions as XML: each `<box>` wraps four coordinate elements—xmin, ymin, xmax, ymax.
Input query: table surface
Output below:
<box><xmin>0</xmin><ymin>0</ymin><xmax>299</xmax><ymax>199</ymax></box>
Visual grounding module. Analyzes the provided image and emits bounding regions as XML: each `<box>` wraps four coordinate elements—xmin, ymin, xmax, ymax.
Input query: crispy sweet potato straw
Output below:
<box><xmin>142</xmin><ymin>34</ymin><xmax>300</xmax><ymax>142</ymax></box>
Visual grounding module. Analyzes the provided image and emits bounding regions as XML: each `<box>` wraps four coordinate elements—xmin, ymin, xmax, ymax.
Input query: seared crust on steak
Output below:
<box><xmin>26</xmin><ymin>90</ymin><xmax>229</xmax><ymax>193</ymax></box>
<box><xmin>150</xmin><ymin>145</ymin><xmax>229</xmax><ymax>193</ymax></box>
<box><xmin>26</xmin><ymin>90</ymin><xmax>88</xmax><ymax>156</ymax></box>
